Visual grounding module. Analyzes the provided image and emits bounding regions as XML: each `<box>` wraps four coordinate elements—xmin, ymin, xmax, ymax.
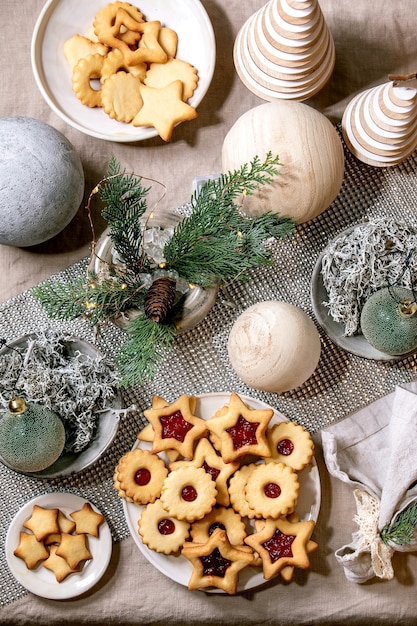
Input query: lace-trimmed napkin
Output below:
<box><xmin>321</xmin><ymin>381</ymin><xmax>417</xmax><ymax>583</ymax></box>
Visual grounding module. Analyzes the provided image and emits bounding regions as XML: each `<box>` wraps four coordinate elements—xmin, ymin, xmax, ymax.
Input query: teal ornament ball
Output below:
<box><xmin>0</xmin><ymin>398</ymin><xmax>66</xmax><ymax>473</ymax></box>
<box><xmin>0</xmin><ymin>117</ymin><xmax>84</xmax><ymax>247</ymax></box>
<box><xmin>360</xmin><ymin>287</ymin><xmax>417</xmax><ymax>356</ymax></box>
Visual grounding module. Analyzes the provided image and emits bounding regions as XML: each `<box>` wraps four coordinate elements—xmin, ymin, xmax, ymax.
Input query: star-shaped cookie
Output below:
<box><xmin>143</xmin><ymin>393</ymin><xmax>207</xmax><ymax>459</ymax></box>
<box><xmin>70</xmin><ymin>502</ymin><xmax>104</xmax><ymax>538</ymax></box>
<box><xmin>182</xmin><ymin>528</ymin><xmax>255</xmax><ymax>594</ymax></box>
<box><xmin>206</xmin><ymin>392</ymin><xmax>273</xmax><ymax>463</ymax></box>
<box><xmin>169</xmin><ymin>437</ymin><xmax>239</xmax><ymax>506</ymax></box>
<box><xmin>244</xmin><ymin>517</ymin><xmax>316</xmax><ymax>581</ymax></box>
<box><xmin>132</xmin><ymin>80</ymin><xmax>198</xmax><ymax>141</ymax></box>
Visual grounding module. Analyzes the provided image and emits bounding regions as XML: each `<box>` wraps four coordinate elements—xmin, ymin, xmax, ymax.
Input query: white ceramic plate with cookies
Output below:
<box><xmin>5</xmin><ymin>493</ymin><xmax>112</xmax><ymax>600</ymax></box>
<box><xmin>31</xmin><ymin>0</ymin><xmax>216</xmax><ymax>142</ymax></box>
<box><xmin>122</xmin><ymin>392</ymin><xmax>321</xmax><ymax>593</ymax></box>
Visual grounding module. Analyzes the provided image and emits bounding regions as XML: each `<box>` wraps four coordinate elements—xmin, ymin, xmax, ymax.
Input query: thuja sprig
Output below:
<box><xmin>164</xmin><ymin>152</ymin><xmax>294</xmax><ymax>286</ymax></box>
<box><xmin>116</xmin><ymin>315</ymin><xmax>177</xmax><ymax>387</ymax></box>
<box><xmin>380</xmin><ymin>500</ymin><xmax>417</xmax><ymax>546</ymax></box>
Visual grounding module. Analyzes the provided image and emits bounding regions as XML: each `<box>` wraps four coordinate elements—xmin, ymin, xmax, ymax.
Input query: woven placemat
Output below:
<box><xmin>1</xmin><ymin>128</ymin><xmax>417</xmax><ymax>605</ymax></box>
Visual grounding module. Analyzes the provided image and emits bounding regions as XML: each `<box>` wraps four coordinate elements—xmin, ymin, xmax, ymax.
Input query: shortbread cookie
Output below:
<box><xmin>182</xmin><ymin>528</ymin><xmax>255</xmax><ymax>594</ymax></box>
<box><xmin>64</xmin><ymin>34</ymin><xmax>108</xmax><ymax>71</ymax></box>
<box><xmin>115</xmin><ymin>449</ymin><xmax>168</xmax><ymax>505</ymax></box>
<box><xmin>144</xmin><ymin>57</ymin><xmax>199</xmax><ymax>101</ymax></box>
<box><xmin>160</xmin><ymin>466</ymin><xmax>217</xmax><ymax>523</ymax></box>
<box><xmin>56</xmin><ymin>533</ymin><xmax>92</xmax><ymax>570</ymax></box>
<box><xmin>138</xmin><ymin>498</ymin><xmax>190</xmax><ymax>554</ymax></box>
<box><xmin>100</xmin><ymin>48</ymin><xmax>147</xmax><ymax>83</ymax></box>
<box><xmin>14</xmin><ymin>531</ymin><xmax>49</xmax><ymax>569</ymax></box>
<box><xmin>132</xmin><ymin>80</ymin><xmax>198</xmax><ymax>142</ymax></box>
<box><xmin>266</xmin><ymin>421</ymin><xmax>314</xmax><ymax>471</ymax></box>
<box><xmin>244</xmin><ymin>517</ymin><xmax>316</xmax><ymax>580</ymax></box>
<box><xmin>245</xmin><ymin>462</ymin><xmax>299</xmax><ymax>519</ymax></box>
<box><xmin>43</xmin><ymin>545</ymin><xmax>81</xmax><ymax>582</ymax></box>
<box><xmin>101</xmin><ymin>71</ymin><xmax>143</xmax><ymax>123</ymax></box>
<box><xmin>72</xmin><ymin>53</ymin><xmax>105</xmax><ymax>107</ymax></box>
<box><xmin>206</xmin><ymin>393</ymin><xmax>273</xmax><ymax>463</ymax></box>
<box><xmin>70</xmin><ymin>502</ymin><xmax>104</xmax><ymax>538</ymax></box>
<box><xmin>93</xmin><ymin>2</ymin><xmax>144</xmax><ymax>48</ymax></box>
<box><xmin>23</xmin><ymin>505</ymin><xmax>59</xmax><ymax>542</ymax></box>
<box><xmin>190</xmin><ymin>506</ymin><xmax>247</xmax><ymax>546</ymax></box>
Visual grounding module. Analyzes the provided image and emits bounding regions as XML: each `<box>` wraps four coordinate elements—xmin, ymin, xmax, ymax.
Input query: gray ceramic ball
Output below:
<box><xmin>0</xmin><ymin>117</ymin><xmax>84</xmax><ymax>247</ymax></box>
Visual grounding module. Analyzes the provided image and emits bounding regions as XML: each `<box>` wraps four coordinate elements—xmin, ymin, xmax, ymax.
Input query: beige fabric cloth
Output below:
<box><xmin>2</xmin><ymin>0</ymin><xmax>417</xmax><ymax>624</ymax></box>
<box><xmin>322</xmin><ymin>383</ymin><xmax>417</xmax><ymax>584</ymax></box>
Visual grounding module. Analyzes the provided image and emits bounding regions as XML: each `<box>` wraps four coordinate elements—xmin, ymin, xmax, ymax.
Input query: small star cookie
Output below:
<box><xmin>43</xmin><ymin>545</ymin><xmax>81</xmax><ymax>582</ymax></box>
<box><xmin>206</xmin><ymin>393</ymin><xmax>273</xmax><ymax>463</ymax></box>
<box><xmin>132</xmin><ymin>80</ymin><xmax>198</xmax><ymax>141</ymax></box>
<box><xmin>23</xmin><ymin>505</ymin><xmax>59</xmax><ymax>542</ymax></box>
<box><xmin>69</xmin><ymin>502</ymin><xmax>104</xmax><ymax>538</ymax></box>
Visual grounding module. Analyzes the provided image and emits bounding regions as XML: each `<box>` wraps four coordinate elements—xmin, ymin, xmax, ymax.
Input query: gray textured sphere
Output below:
<box><xmin>0</xmin><ymin>117</ymin><xmax>84</xmax><ymax>247</ymax></box>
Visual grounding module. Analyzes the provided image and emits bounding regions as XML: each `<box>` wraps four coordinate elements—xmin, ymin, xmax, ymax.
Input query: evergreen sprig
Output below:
<box><xmin>164</xmin><ymin>152</ymin><xmax>294</xmax><ymax>286</ymax></box>
<box><xmin>32</xmin><ymin>278</ymin><xmax>87</xmax><ymax>321</ymax></box>
<box><xmin>99</xmin><ymin>157</ymin><xmax>151</xmax><ymax>273</ymax></box>
<box><xmin>380</xmin><ymin>500</ymin><xmax>417</xmax><ymax>546</ymax></box>
<box><xmin>116</xmin><ymin>314</ymin><xmax>177</xmax><ymax>387</ymax></box>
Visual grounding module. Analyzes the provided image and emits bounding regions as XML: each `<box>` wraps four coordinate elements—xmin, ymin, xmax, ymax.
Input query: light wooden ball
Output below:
<box><xmin>227</xmin><ymin>301</ymin><xmax>321</xmax><ymax>393</ymax></box>
<box><xmin>221</xmin><ymin>101</ymin><xmax>344</xmax><ymax>224</ymax></box>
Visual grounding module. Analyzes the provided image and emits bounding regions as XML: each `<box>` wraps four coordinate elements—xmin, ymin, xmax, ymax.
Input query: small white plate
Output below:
<box><xmin>5</xmin><ymin>493</ymin><xmax>112</xmax><ymax>600</ymax></box>
<box><xmin>31</xmin><ymin>0</ymin><xmax>216</xmax><ymax>142</ymax></box>
<box><xmin>123</xmin><ymin>392</ymin><xmax>321</xmax><ymax>593</ymax></box>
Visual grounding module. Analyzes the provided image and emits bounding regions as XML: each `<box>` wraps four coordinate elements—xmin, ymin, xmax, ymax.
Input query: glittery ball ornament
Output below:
<box><xmin>0</xmin><ymin>397</ymin><xmax>66</xmax><ymax>473</ymax></box>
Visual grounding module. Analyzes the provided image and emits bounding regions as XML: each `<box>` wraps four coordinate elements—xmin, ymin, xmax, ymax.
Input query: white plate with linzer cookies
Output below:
<box><xmin>116</xmin><ymin>392</ymin><xmax>321</xmax><ymax>595</ymax></box>
<box><xmin>31</xmin><ymin>0</ymin><xmax>216</xmax><ymax>142</ymax></box>
<box><xmin>5</xmin><ymin>493</ymin><xmax>112</xmax><ymax>600</ymax></box>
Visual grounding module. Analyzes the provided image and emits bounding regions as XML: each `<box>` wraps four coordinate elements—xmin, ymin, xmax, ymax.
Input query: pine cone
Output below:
<box><xmin>144</xmin><ymin>276</ymin><xmax>177</xmax><ymax>323</ymax></box>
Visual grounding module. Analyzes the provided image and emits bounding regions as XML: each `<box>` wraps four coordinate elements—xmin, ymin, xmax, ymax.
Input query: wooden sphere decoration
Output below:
<box><xmin>221</xmin><ymin>101</ymin><xmax>344</xmax><ymax>224</ymax></box>
<box><xmin>0</xmin><ymin>117</ymin><xmax>84</xmax><ymax>247</ymax></box>
<box><xmin>227</xmin><ymin>301</ymin><xmax>321</xmax><ymax>393</ymax></box>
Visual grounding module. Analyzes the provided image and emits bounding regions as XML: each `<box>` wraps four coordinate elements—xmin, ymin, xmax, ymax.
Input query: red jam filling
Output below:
<box><xmin>135</xmin><ymin>468</ymin><xmax>151</xmax><ymax>486</ymax></box>
<box><xmin>160</xmin><ymin>410</ymin><xmax>193</xmax><ymax>442</ymax></box>
<box><xmin>201</xmin><ymin>548</ymin><xmax>231</xmax><ymax>578</ymax></box>
<box><xmin>226</xmin><ymin>415</ymin><xmax>259</xmax><ymax>450</ymax></box>
<box><xmin>264</xmin><ymin>482</ymin><xmax>281</xmax><ymax>498</ymax></box>
<box><xmin>202</xmin><ymin>461</ymin><xmax>220</xmax><ymax>481</ymax></box>
<box><xmin>263</xmin><ymin>529</ymin><xmax>295</xmax><ymax>562</ymax></box>
<box><xmin>158</xmin><ymin>518</ymin><xmax>176</xmax><ymax>536</ymax></box>
<box><xmin>277</xmin><ymin>438</ymin><xmax>294</xmax><ymax>456</ymax></box>
<box><xmin>181</xmin><ymin>485</ymin><xmax>198</xmax><ymax>502</ymax></box>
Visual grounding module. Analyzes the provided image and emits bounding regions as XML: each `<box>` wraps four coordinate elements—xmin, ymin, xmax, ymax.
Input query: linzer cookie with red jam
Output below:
<box><xmin>169</xmin><ymin>437</ymin><xmax>239</xmax><ymax>507</ymax></box>
<box><xmin>160</xmin><ymin>466</ymin><xmax>217</xmax><ymax>522</ymax></box>
<box><xmin>143</xmin><ymin>394</ymin><xmax>207</xmax><ymax>459</ymax></box>
<box><xmin>244</xmin><ymin>517</ymin><xmax>317</xmax><ymax>581</ymax></box>
<box><xmin>182</xmin><ymin>527</ymin><xmax>255</xmax><ymax>594</ymax></box>
<box><xmin>114</xmin><ymin>449</ymin><xmax>168</xmax><ymax>505</ymax></box>
<box><xmin>266</xmin><ymin>421</ymin><xmax>314</xmax><ymax>471</ymax></box>
<box><xmin>206</xmin><ymin>392</ymin><xmax>273</xmax><ymax>463</ymax></box>
<box><xmin>244</xmin><ymin>462</ymin><xmax>300</xmax><ymax>519</ymax></box>
<box><xmin>138</xmin><ymin>498</ymin><xmax>190</xmax><ymax>554</ymax></box>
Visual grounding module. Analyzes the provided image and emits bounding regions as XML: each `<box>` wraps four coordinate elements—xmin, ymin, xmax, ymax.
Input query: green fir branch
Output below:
<box><xmin>116</xmin><ymin>315</ymin><xmax>177</xmax><ymax>387</ymax></box>
<box><xmin>99</xmin><ymin>158</ymin><xmax>151</xmax><ymax>271</ymax></box>
<box><xmin>163</xmin><ymin>153</ymin><xmax>294</xmax><ymax>286</ymax></box>
<box><xmin>380</xmin><ymin>500</ymin><xmax>417</xmax><ymax>546</ymax></box>
<box><xmin>32</xmin><ymin>278</ymin><xmax>87</xmax><ymax>321</ymax></box>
